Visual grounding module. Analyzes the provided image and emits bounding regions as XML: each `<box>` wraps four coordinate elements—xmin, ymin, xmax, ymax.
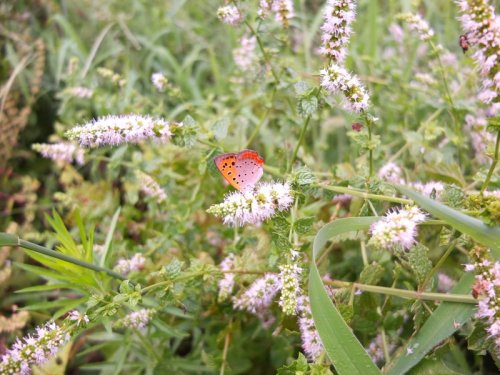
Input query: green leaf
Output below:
<box><xmin>309</xmin><ymin>217</ymin><xmax>381</xmax><ymax>375</ymax></box>
<box><xmin>101</xmin><ymin>207</ymin><xmax>121</xmax><ymax>267</ymax></box>
<box><xmin>294</xmin><ymin>217</ymin><xmax>315</xmax><ymax>235</ymax></box>
<box><xmin>385</xmin><ymin>272</ymin><xmax>475</xmax><ymax>375</ymax></box>
<box><xmin>277</xmin><ymin>353</ymin><xmax>309</xmax><ymax>374</ymax></box>
<box><xmin>212</xmin><ymin>117</ymin><xmax>229</xmax><ymax>140</ymax></box>
<box><xmin>397</xmin><ymin>186</ymin><xmax>500</xmax><ymax>257</ymax></box>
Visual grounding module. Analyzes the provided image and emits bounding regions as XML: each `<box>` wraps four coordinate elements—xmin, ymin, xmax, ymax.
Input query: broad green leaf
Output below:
<box><xmin>397</xmin><ymin>186</ymin><xmax>500</xmax><ymax>257</ymax></box>
<box><xmin>15</xmin><ymin>283</ymin><xmax>77</xmax><ymax>293</ymax></box>
<box><xmin>101</xmin><ymin>207</ymin><xmax>121</xmax><ymax>267</ymax></box>
<box><xmin>309</xmin><ymin>217</ymin><xmax>380</xmax><ymax>375</ymax></box>
<box><xmin>385</xmin><ymin>272</ymin><xmax>475</xmax><ymax>375</ymax></box>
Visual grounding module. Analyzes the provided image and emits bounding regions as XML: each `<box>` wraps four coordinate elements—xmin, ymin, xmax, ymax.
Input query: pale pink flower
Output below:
<box><xmin>115</xmin><ymin>253</ymin><xmax>146</xmax><ymax>276</ymax></box>
<box><xmin>217</xmin><ymin>5</ymin><xmax>242</xmax><ymax>26</ymax></box>
<box><xmin>279</xmin><ymin>263</ymin><xmax>302</xmax><ymax>315</ymax></box>
<box><xmin>137</xmin><ymin>172</ymin><xmax>167</xmax><ymax>203</ymax></box>
<box><xmin>119</xmin><ymin>309</ymin><xmax>155</xmax><ymax>329</ymax></box>
<box><xmin>297</xmin><ymin>295</ymin><xmax>324</xmax><ymax>361</ymax></box>
<box><xmin>378</xmin><ymin>162</ymin><xmax>405</xmax><ymax>184</ymax></box>
<box><xmin>218</xmin><ymin>253</ymin><xmax>237</xmax><ymax>301</ymax></box>
<box><xmin>320</xmin><ymin>63</ymin><xmax>370</xmax><ymax>113</ymax></box>
<box><xmin>272</xmin><ymin>0</ymin><xmax>294</xmax><ymax>28</ymax></box>
<box><xmin>207</xmin><ymin>181</ymin><xmax>293</xmax><ymax>226</ymax></box>
<box><xmin>33</xmin><ymin>142</ymin><xmax>85</xmax><ymax>165</ymax></box>
<box><xmin>233</xmin><ymin>36</ymin><xmax>257</xmax><ymax>71</ymax></box>
<box><xmin>370</xmin><ymin>206</ymin><xmax>426</xmax><ymax>250</ymax></box>
<box><xmin>398</xmin><ymin>13</ymin><xmax>435</xmax><ymax>41</ymax></box>
<box><xmin>319</xmin><ymin>0</ymin><xmax>356</xmax><ymax>62</ymax></box>
<box><xmin>66</xmin><ymin>114</ymin><xmax>178</xmax><ymax>148</ymax></box>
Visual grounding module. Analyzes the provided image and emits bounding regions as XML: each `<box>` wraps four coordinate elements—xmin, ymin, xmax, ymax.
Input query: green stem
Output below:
<box><xmin>325</xmin><ymin>279</ymin><xmax>476</xmax><ymax>304</ymax></box>
<box><xmin>367</xmin><ymin>119</ymin><xmax>374</xmax><ymax>177</ymax></box>
<box><xmin>244</xmin><ymin>20</ymin><xmax>280</xmax><ymax>83</ymax></box>
<box><xmin>481</xmin><ymin>131</ymin><xmax>500</xmax><ymax>194</ymax></box>
<box><xmin>288</xmin><ymin>116</ymin><xmax>312</xmax><ymax>173</ymax></box>
<box><xmin>313</xmin><ymin>183</ymin><xmax>413</xmax><ymax>205</ymax></box>
<box><xmin>0</xmin><ymin>233</ymin><xmax>125</xmax><ymax>280</ymax></box>
<box><xmin>420</xmin><ymin>237</ymin><xmax>458</xmax><ymax>291</ymax></box>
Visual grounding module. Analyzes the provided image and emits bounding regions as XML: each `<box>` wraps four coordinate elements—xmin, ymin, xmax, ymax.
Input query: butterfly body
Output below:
<box><xmin>214</xmin><ymin>149</ymin><xmax>264</xmax><ymax>191</ymax></box>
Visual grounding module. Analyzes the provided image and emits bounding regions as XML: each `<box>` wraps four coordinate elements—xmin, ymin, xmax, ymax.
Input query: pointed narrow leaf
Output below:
<box><xmin>386</xmin><ymin>273</ymin><xmax>475</xmax><ymax>375</ymax></box>
<box><xmin>309</xmin><ymin>217</ymin><xmax>380</xmax><ymax>374</ymax></box>
<box><xmin>101</xmin><ymin>207</ymin><xmax>121</xmax><ymax>267</ymax></box>
<box><xmin>397</xmin><ymin>186</ymin><xmax>500</xmax><ymax>256</ymax></box>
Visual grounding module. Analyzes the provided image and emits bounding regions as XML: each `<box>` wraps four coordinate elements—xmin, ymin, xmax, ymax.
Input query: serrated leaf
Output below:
<box><xmin>298</xmin><ymin>96</ymin><xmax>318</xmax><ymax>117</ymax></box>
<box><xmin>212</xmin><ymin>118</ymin><xmax>229</xmax><ymax>140</ymax></box>
<box><xmin>309</xmin><ymin>217</ymin><xmax>381</xmax><ymax>374</ymax></box>
<box><xmin>294</xmin><ymin>81</ymin><xmax>311</xmax><ymax>96</ymax></box>
<box><xmin>294</xmin><ymin>217</ymin><xmax>315</xmax><ymax>235</ymax></box>
<box><xmin>406</xmin><ymin>244</ymin><xmax>433</xmax><ymax>285</ymax></box>
<box><xmin>272</xmin><ymin>233</ymin><xmax>292</xmax><ymax>252</ymax></box>
<box><xmin>359</xmin><ymin>263</ymin><xmax>384</xmax><ymax>285</ymax></box>
<box><xmin>397</xmin><ymin>186</ymin><xmax>500</xmax><ymax>257</ymax></box>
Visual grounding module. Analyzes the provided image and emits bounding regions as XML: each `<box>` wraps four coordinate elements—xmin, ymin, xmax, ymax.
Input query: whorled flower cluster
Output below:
<box><xmin>233</xmin><ymin>36</ymin><xmax>257</xmax><ymax>71</ymax></box>
<box><xmin>118</xmin><ymin>309</ymin><xmax>155</xmax><ymax>330</ymax></box>
<box><xmin>207</xmin><ymin>181</ymin><xmax>294</xmax><ymax>226</ymax></box>
<box><xmin>320</xmin><ymin>63</ymin><xmax>370</xmax><ymax>113</ymax></box>
<box><xmin>151</xmin><ymin>72</ymin><xmax>168</xmax><ymax>92</ymax></box>
<box><xmin>32</xmin><ymin>142</ymin><xmax>85</xmax><ymax>165</ymax></box>
<box><xmin>271</xmin><ymin>0</ymin><xmax>294</xmax><ymax>28</ymax></box>
<box><xmin>397</xmin><ymin>13</ymin><xmax>435</xmax><ymax>41</ymax></box>
<box><xmin>137</xmin><ymin>172</ymin><xmax>167</xmax><ymax>203</ymax></box>
<box><xmin>370</xmin><ymin>206</ymin><xmax>427</xmax><ymax>250</ymax></box>
<box><xmin>377</xmin><ymin>162</ymin><xmax>405</xmax><ymax>184</ymax></box>
<box><xmin>377</xmin><ymin>161</ymin><xmax>445</xmax><ymax>199</ymax></box>
<box><xmin>232</xmin><ymin>273</ymin><xmax>282</xmax><ymax>325</ymax></box>
<box><xmin>457</xmin><ymin>0</ymin><xmax>499</xmax><ymax>115</ymax></box>
<box><xmin>279</xmin><ymin>263</ymin><xmax>302</xmax><ymax>315</ymax></box>
<box><xmin>218</xmin><ymin>253</ymin><xmax>237</xmax><ymax>301</ymax></box>
<box><xmin>68</xmin><ymin>310</ymin><xmax>89</xmax><ymax>327</ymax></box>
<box><xmin>464</xmin><ymin>114</ymin><xmax>495</xmax><ymax>164</ymax></box>
<box><xmin>319</xmin><ymin>0</ymin><xmax>356</xmax><ymax>62</ymax></box>
<box><xmin>297</xmin><ymin>295</ymin><xmax>324</xmax><ymax>361</ymax></box>
<box><xmin>65</xmin><ymin>115</ymin><xmax>177</xmax><ymax>148</ymax></box>
<box><xmin>65</xmin><ymin>86</ymin><xmax>93</xmax><ymax>98</ymax></box>
<box><xmin>115</xmin><ymin>253</ymin><xmax>146</xmax><ymax>276</ymax></box>
<box><xmin>217</xmin><ymin>4</ymin><xmax>242</xmax><ymax>26</ymax></box>
<box><xmin>465</xmin><ymin>247</ymin><xmax>500</xmax><ymax>354</ymax></box>
<box><xmin>0</xmin><ymin>321</ymin><xmax>70</xmax><ymax>375</ymax></box>
<box><xmin>258</xmin><ymin>0</ymin><xmax>294</xmax><ymax>27</ymax></box>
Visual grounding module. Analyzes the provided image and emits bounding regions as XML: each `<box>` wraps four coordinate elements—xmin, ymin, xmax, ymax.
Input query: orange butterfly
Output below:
<box><xmin>214</xmin><ymin>149</ymin><xmax>264</xmax><ymax>191</ymax></box>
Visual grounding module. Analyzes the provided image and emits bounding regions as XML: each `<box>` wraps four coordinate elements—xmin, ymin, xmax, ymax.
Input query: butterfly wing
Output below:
<box><xmin>214</xmin><ymin>153</ymin><xmax>241</xmax><ymax>190</ymax></box>
<box><xmin>235</xmin><ymin>150</ymin><xmax>264</xmax><ymax>191</ymax></box>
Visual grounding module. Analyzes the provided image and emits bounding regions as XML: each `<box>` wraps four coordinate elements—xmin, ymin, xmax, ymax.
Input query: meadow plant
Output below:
<box><xmin>1</xmin><ymin>0</ymin><xmax>500</xmax><ymax>373</ymax></box>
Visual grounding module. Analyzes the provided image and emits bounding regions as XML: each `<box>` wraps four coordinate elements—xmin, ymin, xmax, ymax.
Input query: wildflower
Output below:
<box><xmin>319</xmin><ymin>0</ymin><xmax>356</xmax><ymax>62</ymax></box>
<box><xmin>217</xmin><ymin>5</ymin><xmax>242</xmax><ymax>26</ymax></box>
<box><xmin>119</xmin><ymin>309</ymin><xmax>155</xmax><ymax>329</ymax></box>
<box><xmin>320</xmin><ymin>63</ymin><xmax>370</xmax><ymax>113</ymax></box>
<box><xmin>365</xmin><ymin>333</ymin><xmax>396</xmax><ymax>364</ymax></box>
<box><xmin>207</xmin><ymin>181</ymin><xmax>293</xmax><ymax>226</ymax></box>
<box><xmin>0</xmin><ymin>321</ymin><xmax>70</xmax><ymax>375</ymax></box>
<box><xmin>389</xmin><ymin>23</ymin><xmax>404</xmax><ymax>43</ymax></box>
<box><xmin>272</xmin><ymin>0</ymin><xmax>294</xmax><ymax>28</ymax></box>
<box><xmin>279</xmin><ymin>263</ymin><xmax>302</xmax><ymax>315</ymax></box>
<box><xmin>370</xmin><ymin>206</ymin><xmax>426</xmax><ymax>250</ymax></box>
<box><xmin>67</xmin><ymin>310</ymin><xmax>89</xmax><ymax>326</ymax></box>
<box><xmin>115</xmin><ymin>253</ymin><xmax>146</xmax><ymax>276</ymax></box>
<box><xmin>66</xmin><ymin>114</ymin><xmax>178</xmax><ymax>148</ymax></box>
<box><xmin>32</xmin><ymin>142</ymin><xmax>85</xmax><ymax>165</ymax></box>
<box><xmin>398</xmin><ymin>13</ymin><xmax>435</xmax><ymax>41</ymax></box>
<box><xmin>378</xmin><ymin>162</ymin><xmax>404</xmax><ymax>184</ymax></box>
<box><xmin>411</xmin><ymin>181</ymin><xmax>445</xmax><ymax>199</ymax></box>
<box><xmin>258</xmin><ymin>0</ymin><xmax>272</xmax><ymax>18</ymax></box>
<box><xmin>437</xmin><ymin>273</ymin><xmax>456</xmax><ymax>292</ymax></box>
<box><xmin>297</xmin><ymin>295</ymin><xmax>324</xmax><ymax>361</ymax></box>
<box><xmin>456</xmin><ymin>0</ymin><xmax>499</xmax><ymax>114</ymax></box>
<box><xmin>65</xmin><ymin>86</ymin><xmax>93</xmax><ymax>98</ymax></box>
<box><xmin>233</xmin><ymin>273</ymin><xmax>282</xmax><ymax>317</ymax></box>
<box><xmin>233</xmin><ymin>36</ymin><xmax>257</xmax><ymax>71</ymax></box>
<box><xmin>151</xmin><ymin>72</ymin><xmax>168</xmax><ymax>92</ymax></box>
<box><xmin>137</xmin><ymin>172</ymin><xmax>167</xmax><ymax>203</ymax></box>
<box><xmin>218</xmin><ymin>253</ymin><xmax>237</xmax><ymax>301</ymax></box>
<box><xmin>466</xmin><ymin>246</ymin><xmax>500</xmax><ymax>353</ymax></box>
